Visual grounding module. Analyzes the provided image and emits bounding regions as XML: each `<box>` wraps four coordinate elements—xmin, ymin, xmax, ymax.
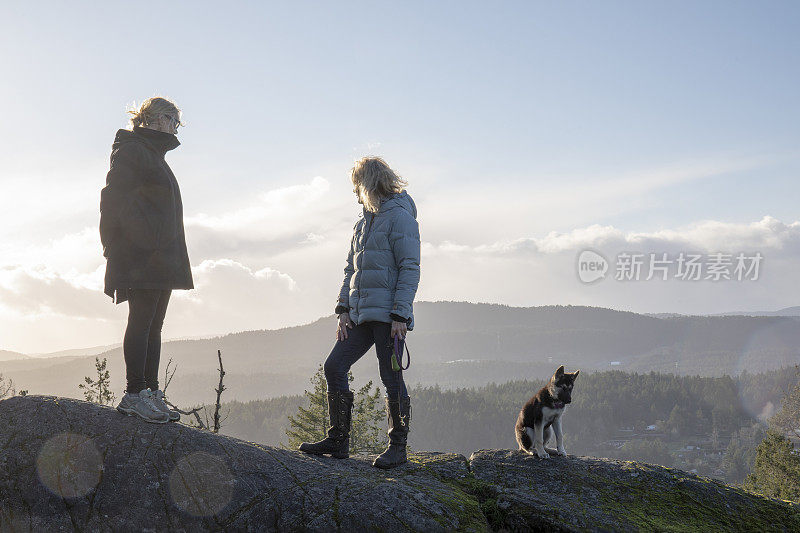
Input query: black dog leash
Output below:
<box><xmin>391</xmin><ymin>335</ymin><xmax>411</xmax><ymax>372</ymax></box>
<box><xmin>390</xmin><ymin>335</ymin><xmax>411</xmax><ymax>423</ymax></box>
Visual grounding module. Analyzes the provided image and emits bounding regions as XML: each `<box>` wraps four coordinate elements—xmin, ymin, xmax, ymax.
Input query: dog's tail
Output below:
<box><xmin>515</xmin><ymin>424</ymin><xmax>532</xmax><ymax>452</ymax></box>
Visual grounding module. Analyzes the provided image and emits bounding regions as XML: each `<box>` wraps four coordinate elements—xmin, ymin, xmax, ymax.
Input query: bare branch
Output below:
<box><xmin>163</xmin><ymin>357</ymin><xmax>177</xmax><ymax>394</ymax></box>
<box><xmin>155</xmin><ymin>350</ymin><xmax>228</xmax><ymax>433</ymax></box>
<box><xmin>212</xmin><ymin>349</ymin><xmax>226</xmax><ymax>433</ymax></box>
<box><xmin>0</xmin><ymin>374</ymin><xmax>15</xmax><ymax>400</ymax></box>
<box><xmin>164</xmin><ymin>399</ymin><xmax>207</xmax><ymax>430</ymax></box>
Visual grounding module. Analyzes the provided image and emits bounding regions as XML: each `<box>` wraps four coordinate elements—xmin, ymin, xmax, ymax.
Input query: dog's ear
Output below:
<box><xmin>571</xmin><ymin>369</ymin><xmax>580</xmax><ymax>380</ymax></box>
<box><xmin>554</xmin><ymin>365</ymin><xmax>565</xmax><ymax>378</ymax></box>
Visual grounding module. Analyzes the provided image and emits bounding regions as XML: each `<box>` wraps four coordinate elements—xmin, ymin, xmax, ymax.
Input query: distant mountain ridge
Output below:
<box><xmin>0</xmin><ymin>350</ymin><xmax>28</xmax><ymax>362</ymax></box>
<box><xmin>708</xmin><ymin>305</ymin><xmax>800</xmax><ymax>317</ymax></box>
<box><xmin>1</xmin><ymin>302</ymin><xmax>799</xmax><ymax>405</ymax></box>
<box><xmin>644</xmin><ymin>306</ymin><xmax>800</xmax><ymax>318</ymax></box>
<box><xmin>28</xmin><ymin>344</ymin><xmax>122</xmax><ymax>359</ymax></box>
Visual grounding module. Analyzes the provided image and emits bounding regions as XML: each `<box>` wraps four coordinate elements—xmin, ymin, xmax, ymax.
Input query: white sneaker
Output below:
<box><xmin>116</xmin><ymin>389</ymin><xmax>169</xmax><ymax>424</ymax></box>
<box><xmin>150</xmin><ymin>389</ymin><xmax>181</xmax><ymax>422</ymax></box>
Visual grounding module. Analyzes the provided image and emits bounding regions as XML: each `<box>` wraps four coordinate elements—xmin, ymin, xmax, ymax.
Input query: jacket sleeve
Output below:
<box><xmin>99</xmin><ymin>143</ymin><xmax>146</xmax><ymax>255</ymax></box>
<box><xmin>336</xmin><ymin>228</ymin><xmax>357</xmax><ymax>311</ymax></box>
<box><xmin>389</xmin><ymin>211</ymin><xmax>421</xmax><ymax>321</ymax></box>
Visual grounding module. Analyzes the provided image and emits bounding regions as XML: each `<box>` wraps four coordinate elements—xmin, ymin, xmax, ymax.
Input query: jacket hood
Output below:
<box><xmin>370</xmin><ymin>190</ymin><xmax>417</xmax><ymax>219</ymax></box>
<box><xmin>112</xmin><ymin>127</ymin><xmax>180</xmax><ymax>154</ymax></box>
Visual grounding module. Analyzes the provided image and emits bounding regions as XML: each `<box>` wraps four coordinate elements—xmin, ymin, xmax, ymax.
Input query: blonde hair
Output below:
<box><xmin>127</xmin><ymin>96</ymin><xmax>182</xmax><ymax>129</ymax></box>
<box><xmin>351</xmin><ymin>157</ymin><xmax>407</xmax><ymax>213</ymax></box>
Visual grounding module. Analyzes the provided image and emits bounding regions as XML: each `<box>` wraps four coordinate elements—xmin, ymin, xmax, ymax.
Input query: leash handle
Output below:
<box><xmin>391</xmin><ymin>335</ymin><xmax>411</xmax><ymax>371</ymax></box>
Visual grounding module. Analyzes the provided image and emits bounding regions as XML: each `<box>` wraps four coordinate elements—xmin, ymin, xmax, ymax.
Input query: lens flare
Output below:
<box><xmin>36</xmin><ymin>432</ymin><xmax>103</xmax><ymax>499</ymax></box>
<box><xmin>169</xmin><ymin>452</ymin><xmax>235</xmax><ymax>517</ymax></box>
<box><xmin>736</xmin><ymin>320</ymin><xmax>798</xmax><ymax>421</ymax></box>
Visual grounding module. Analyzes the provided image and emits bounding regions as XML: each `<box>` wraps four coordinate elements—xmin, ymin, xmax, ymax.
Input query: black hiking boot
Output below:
<box><xmin>373</xmin><ymin>396</ymin><xmax>411</xmax><ymax>469</ymax></box>
<box><xmin>299</xmin><ymin>390</ymin><xmax>354</xmax><ymax>459</ymax></box>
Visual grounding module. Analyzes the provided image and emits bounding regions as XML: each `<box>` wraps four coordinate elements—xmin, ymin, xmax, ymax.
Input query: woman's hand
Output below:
<box><xmin>337</xmin><ymin>313</ymin><xmax>354</xmax><ymax>341</ymax></box>
<box><xmin>391</xmin><ymin>320</ymin><xmax>408</xmax><ymax>340</ymax></box>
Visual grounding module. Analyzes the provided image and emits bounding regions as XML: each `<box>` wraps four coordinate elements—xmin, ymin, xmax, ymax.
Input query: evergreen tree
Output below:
<box><xmin>286</xmin><ymin>365</ymin><xmax>385</xmax><ymax>453</ymax></box>
<box><xmin>743</xmin><ymin>431</ymin><xmax>800</xmax><ymax>501</ymax></box>
<box><xmin>721</xmin><ymin>424</ymin><xmax>766</xmax><ymax>484</ymax></box>
<box><xmin>770</xmin><ymin>367</ymin><xmax>800</xmax><ymax>437</ymax></box>
<box><xmin>285</xmin><ymin>364</ymin><xmax>329</xmax><ymax>449</ymax></box>
<box><xmin>744</xmin><ymin>373</ymin><xmax>800</xmax><ymax>500</ymax></box>
<box><xmin>351</xmin><ymin>380</ymin><xmax>385</xmax><ymax>454</ymax></box>
<box><xmin>79</xmin><ymin>357</ymin><xmax>116</xmax><ymax>406</ymax></box>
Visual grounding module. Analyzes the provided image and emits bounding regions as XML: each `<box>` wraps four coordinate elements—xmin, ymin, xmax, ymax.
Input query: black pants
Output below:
<box><xmin>324</xmin><ymin>321</ymin><xmax>408</xmax><ymax>398</ymax></box>
<box><xmin>123</xmin><ymin>289</ymin><xmax>171</xmax><ymax>394</ymax></box>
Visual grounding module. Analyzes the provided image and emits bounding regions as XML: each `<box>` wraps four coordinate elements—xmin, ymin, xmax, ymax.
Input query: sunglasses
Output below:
<box><xmin>163</xmin><ymin>114</ymin><xmax>181</xmax><ymax>129</ymax></box>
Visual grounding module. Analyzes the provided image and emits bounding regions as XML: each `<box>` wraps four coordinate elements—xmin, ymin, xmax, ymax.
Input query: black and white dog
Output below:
<box><xmin>515</xmin><ymin>365</ymin><xmax>580</xmax><ymax>459</ymax></box>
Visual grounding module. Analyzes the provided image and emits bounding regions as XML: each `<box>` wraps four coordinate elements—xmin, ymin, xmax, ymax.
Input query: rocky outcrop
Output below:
<box><xmin>468</xmin><ymin>450</ymin><xmax>800</xmax><ymax>531</ymax></box>
<box><xmin>0</xmin><ymin>396</ymin><xmax>797</xmax><ymax>532</ymax></box>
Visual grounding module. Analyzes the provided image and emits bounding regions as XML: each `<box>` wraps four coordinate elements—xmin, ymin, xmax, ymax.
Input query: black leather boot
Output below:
<box><xmin>373</xmin><ymin>396</ymin><xmax>411</xmax><ymax>469</ymax></box>
<box><xmin>299</xmin><ymin>390</ymin><xmax>354</xmax><ymax>459</ymax></box>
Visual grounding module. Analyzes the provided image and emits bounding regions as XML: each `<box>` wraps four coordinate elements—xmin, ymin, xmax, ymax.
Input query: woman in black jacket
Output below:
<box><xmin>99</xmin><ymin>97</ymin><xmax>193</xmax><ymax>423</ymax></box>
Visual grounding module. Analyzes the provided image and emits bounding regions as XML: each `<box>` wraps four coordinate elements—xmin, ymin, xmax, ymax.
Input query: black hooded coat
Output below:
<box><xmin>99</xmin><ymin>126</ymin><xmax>193</xmax><ymax>303</ymax></box>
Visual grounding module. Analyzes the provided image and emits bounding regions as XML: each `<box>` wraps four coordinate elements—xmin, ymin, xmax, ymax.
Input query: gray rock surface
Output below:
<box><xmin>469</xmin><ymin>449</ymin><xmax>800</xmax><ymax>532</ymax></box>
<box><xmin>0</xmin><ymin>396</ymin><xmax>797</xmax><ymax>532</ymax></box>
<box><xmin>0</xmin><ymin>396</ymin><xmax>484</xmax><ymax>532</ymax></box>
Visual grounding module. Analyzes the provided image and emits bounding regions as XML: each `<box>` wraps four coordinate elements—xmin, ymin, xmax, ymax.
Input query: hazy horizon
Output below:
<box><xmin>3</xmin><ymin>299</ymin><xmax>799</xmax><ymax>357</ymax></box>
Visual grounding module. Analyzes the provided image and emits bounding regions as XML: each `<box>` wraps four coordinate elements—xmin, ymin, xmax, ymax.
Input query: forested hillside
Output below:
<box><xmin>215</xmin><ymin>368</ymin><xmax>799</xmax><ymax>484</ymax></box>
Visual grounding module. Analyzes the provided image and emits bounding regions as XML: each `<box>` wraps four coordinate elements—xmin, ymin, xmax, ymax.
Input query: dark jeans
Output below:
<box><xmin>324</xmin><ymin>321</ymin><xmax>409</xmax><ymax>399</ymax></box>
<box><xmin>123</xmin><ymin>289</ymin><xmax>171</xmax><ymax>394</ymax></box>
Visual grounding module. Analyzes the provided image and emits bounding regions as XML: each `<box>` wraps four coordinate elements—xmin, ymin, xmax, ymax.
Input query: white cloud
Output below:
<box><xmin>3</xmin><ymin>212</ymin><xmax>799</xmax><ymax>353</ymax></box>
<box><xmin>423</xmin><ymin>216</ymin><xmax>800</xmax><ymax>257</ymax></box>
<box><xmin>416</xmin><ymin>215</ymin><xmax>800</xmax><ymax>318</ymax></box>
<box><xmin>0</xmin><ymin>175</ymin><xmax>352</xmax><ymax>351</ymax></box>
<box><xmin>187</xmin><ymin>176</ymin><xmax>331</xmax><ymax>232</ymax></box>
<box><xmin>184</xmin><ymin>176</ymin><xmax>355</xmax><ymax>261</ymax></box>
<box><xmin>166</xmin><ymin>258</ymin><xmax>307</xmax><ymax>336</ymax></box>
<box><xmin>1</xmin><ymin>154</ymin><xmax>797</xmax><ymax>352</ymax></box>
<box><xmin>188</xmin><ymin>258</ymin><xmax>297</xmax><ymax>300</ymax></box>
<box><xmin>1</xmin><ymin>227</ymin><xmax>104</xmax><ymax>276</ymax></box>
<box><xmin>630</xmin><ymin>216</ymin><xmax>800</xmax><ymax>252</ymax></box>
<box><xmin>302</xmin><ymin>232</ymin><xmax>326</xmax><ymax>244</ymax></box>
<box><xmin>0</xmin><ymin>257</ymin><xmax>310</xmax><ymax>351</ymax></box>
<box><xmin>0</xmin><ymin>264</ymin><xmax>112</xmax><ymax>320</ymax></box>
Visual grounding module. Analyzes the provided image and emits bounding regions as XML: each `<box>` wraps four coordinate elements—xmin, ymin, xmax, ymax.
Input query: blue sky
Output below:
<box><xmin>1</xmin><ymin>2</ymin><xmax>799</xmax><ymax>352</ymax></box>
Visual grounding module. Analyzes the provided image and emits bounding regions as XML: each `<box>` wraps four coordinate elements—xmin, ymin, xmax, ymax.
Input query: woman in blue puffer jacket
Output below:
<box><xmin>300</xmin><ymin>157</ymin><xmax>421</xmax><ymax>469</ymax></box>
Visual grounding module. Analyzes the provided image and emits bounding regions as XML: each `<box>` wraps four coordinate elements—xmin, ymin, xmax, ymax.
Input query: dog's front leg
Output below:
<box><xmin>533</xmin><ymin>422</ymin><xmax>549</xmax><ymax>459</ymax></box>
<box><xmin>553</xmin><ymin>415</ymin><xmax>567</xmax><ymax>456</ymax></box>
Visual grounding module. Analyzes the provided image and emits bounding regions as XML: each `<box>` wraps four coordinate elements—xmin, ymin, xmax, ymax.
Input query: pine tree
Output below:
<box><xmin>743</xmin><ymin>371</ymin><xmax>800</xmax><ymax>501</ymax></box>
<box><xmin>721</xmin><ymin>424</ymin><xmax>765</xmax><ymax>484</ymax></box>
<box><xmin>770</xmin><ymin>367</ymin><xmax>800</xmax><ymax>437</ymax></box>
<box><xmin>351</xmin><ymin>380</ymin><xmax>385</xmax><ymax>454</ymax></box>
<box><xmin>285</xmin><ymin>364</ymin><xmax>329</xmax><ymax>448</ymax></box>
<box><xmin>286</xmin><ymin>365</ymin><xmax>385</xmax><ymax>453</ymax></box>
<box><xmin>743</xmin><ymin>431</ymin><xmax>800</xmax><ymax>501</ymax></box>
<box><xmin>79</xmin><ymin>357</ymin><xmax>116</xmax><ymax>406</ymax></box>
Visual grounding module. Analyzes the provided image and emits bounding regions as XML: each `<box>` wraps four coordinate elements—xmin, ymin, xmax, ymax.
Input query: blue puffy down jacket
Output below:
<box><xmin>337</xmin><ymin>190</ymin><xmax>421</xmax><ymax>330</ymax></box>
